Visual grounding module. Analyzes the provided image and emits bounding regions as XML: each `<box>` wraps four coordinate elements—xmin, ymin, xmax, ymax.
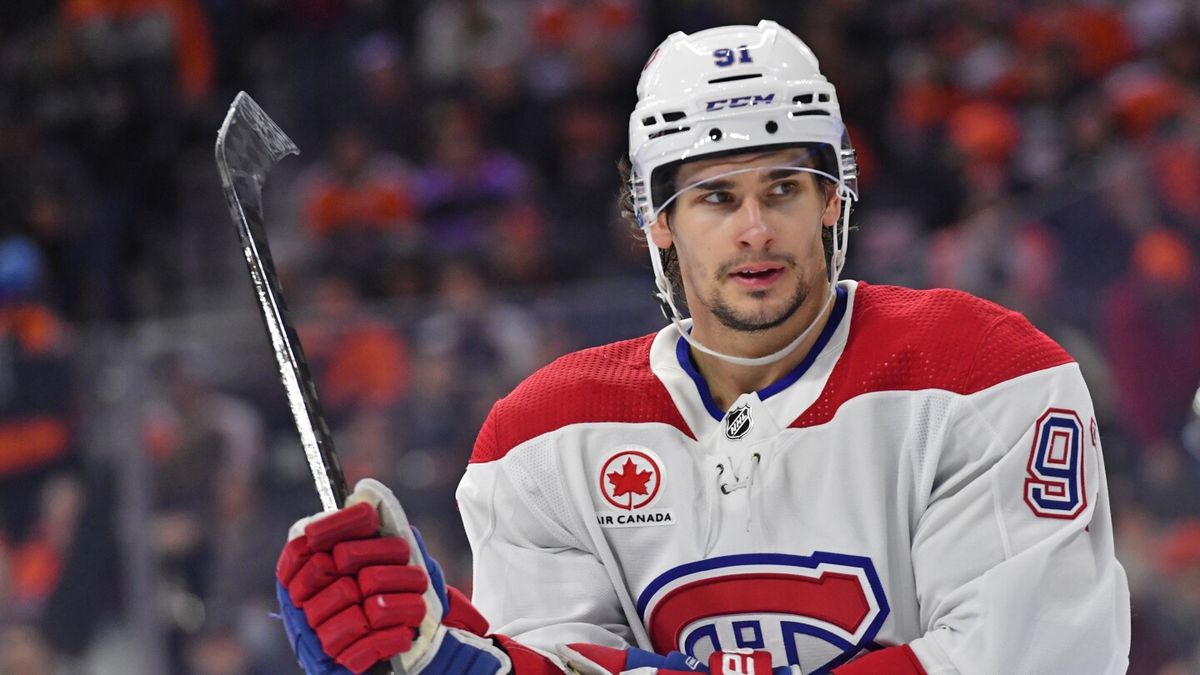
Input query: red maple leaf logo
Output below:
<box><xmin>608</xmin><ymin>458</ymin><xmax>653</xmax><ymax>509</ymax></box>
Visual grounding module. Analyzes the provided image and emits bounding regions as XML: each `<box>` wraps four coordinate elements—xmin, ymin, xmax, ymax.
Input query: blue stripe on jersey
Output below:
<box><xmin>757</xmin><ymin>285</ymin><xmax>848</xmax><ymax>401</ymax></box>
<box><xmin>676</xmin><ymin>335</ymin><xmax>727</xmax><ymax>421</ymax></box>
<box><xmin>676</xmin><ymin>285</ymin><xmax>849</xmax><ymax>421</ymax></box>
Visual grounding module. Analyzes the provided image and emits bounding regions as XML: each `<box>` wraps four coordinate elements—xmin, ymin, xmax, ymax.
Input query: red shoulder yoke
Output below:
<box><xmin>792</xmin><ymin>283</ymin><xmax>1073</xmax><ymax>429</ymax></box>
<box><xmin>471</xmin><ymin>335</ymin><xmax>693</xmax><ymax>463</ymax></box>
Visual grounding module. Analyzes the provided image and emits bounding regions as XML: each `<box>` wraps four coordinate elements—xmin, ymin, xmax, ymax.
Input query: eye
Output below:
<box><xmin>767</xmin><ymin>180</ymin><xmax>800</xmax><ymax>196</ymax></box>
<box><xmin>700</xmin><ymin>190</ymin><xmax>733</xmax><ymax>205</ymax></box>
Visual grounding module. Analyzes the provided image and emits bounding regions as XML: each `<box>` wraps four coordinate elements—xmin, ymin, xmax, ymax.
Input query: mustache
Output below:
<box><xmin>714</xmin><ymin>254</ymin><xmax>797</xmax><ymax>278</ymax></box>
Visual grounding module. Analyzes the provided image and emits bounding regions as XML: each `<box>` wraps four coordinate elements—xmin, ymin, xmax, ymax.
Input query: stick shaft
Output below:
<box><xmin>215</xmin><ymin>92</ymin><xmax>347</xmax><ymax>511</ymax></box>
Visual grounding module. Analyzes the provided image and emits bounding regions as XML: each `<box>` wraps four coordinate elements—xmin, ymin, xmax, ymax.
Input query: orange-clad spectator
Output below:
<box><xmin>532</xmin><ymin>0</ymin><xmax>637</xmax><ymax>50</ymax></box>
<box><xmin>59</xmin><ymin>0</ymin><xmax>215</xmax><ymax>103</ymax></box>
<box><xmin>1152</xmin><ymin>135</ymin><xmax>1200</xmax><ymax>221</ymax></box>
<box><xmin>945</xmin><ymin>102</ymin><xmax>1021</xmax><ymax>207</ymax></box>
<box><xmin>0</xmin><ymin>238</ymin><xmax>76</xmax><ymax>544</ymax></box>
<box><xmin>7</xmin><ymin>540</ymin><xmax>61</xmax><ymax>611</ymax></box>
<box><xmin>5</xmin><ymin>475</ymin><xmax>82</xmax><ymax>613</ymax></box>
<box><xmin>303</xmin><ymin>126</ymin><xmax>417</xmax><ymax>239</ymax></box>
<box><xmin>1102</xmin><ymin>229</ymin><xmax>1200</xmax><ymax>506</ymax></box>
<box><xmin>895</xmin><ymin>78</ymin><xmax>962</xmax><ymax>133</ymax></box>
<box><xmin>1161</xmin><ymin>520</ymin><xmax>1200</xmax><ymax>578</ymax></box>
<box><xmin>298</xmin><ymin>274</ymin><xmax>411</xmax><ymax>425</ymax></box>
<box><xmin>301</xmin><ymin>126</ymin><xmax>419</xmax><ymax>297</ymax></box>
<box><xmin>1104</xmin><ymin>68</ymin><xmax>1186</xmax><ymax>140</ymax></box>
<box><xmin>1013</xmin><ymin>2</ymin><xmax>1135</xmax><ymax>81</ymax></box>
<box><xmin>947</xmin><ymin>100</ymin><xmax>1021</xmax><ymax>168</ymax></box>
<box><xmin>526</xmin><ymin>0</ymin><xmax>641</xmax><ymax>101</ymax></box>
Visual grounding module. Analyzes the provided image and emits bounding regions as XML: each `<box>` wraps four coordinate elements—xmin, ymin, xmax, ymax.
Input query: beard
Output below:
<box><xmin>701</xmin><ymin>255</ymin><xmax>812</xmax><ymax>333</ymax></box>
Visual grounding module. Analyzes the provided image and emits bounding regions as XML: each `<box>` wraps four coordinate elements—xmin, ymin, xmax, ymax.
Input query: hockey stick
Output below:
<box><xmin>216</xmin><ymin>93</ymin><xmax>399</xmax><ymax>675</ymax></box>
<box><xmin>215</xmin><ymin>91</ymin><xmax>348</xmax><ymax>513</ymax></box>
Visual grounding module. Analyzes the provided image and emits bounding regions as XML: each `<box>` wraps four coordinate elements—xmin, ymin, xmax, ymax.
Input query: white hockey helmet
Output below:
<box><xmin>628</xmin><ymin>20</ymin><xmax>859</xmax><ymax>368</ymax></box>
<box><xmin>628</xmin><ymin>19</ymin><xmax>858</xmax><ymax>226</ymax></box>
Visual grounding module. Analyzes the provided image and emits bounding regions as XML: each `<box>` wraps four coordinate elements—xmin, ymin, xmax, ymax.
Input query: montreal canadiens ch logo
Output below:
<box><xmin>600</xmin><ymin>447</ymin><xmax>662</xmax><ymax>510</ymax></box>
<box><xmin>638</xmin><ymin>553</ymin><xmax>889</xmax><ymax>674</ymax></box>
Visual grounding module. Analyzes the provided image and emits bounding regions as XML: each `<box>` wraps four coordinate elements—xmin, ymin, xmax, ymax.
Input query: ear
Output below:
<box><xmin>821</xmin><ymin>190</ymin><xmax>842</xmax><ymax>228</ymax></box>
<box><xmin>649</xmin><ymin>212</ymin><xmax>674</xmax><ymax>249</ymax></box>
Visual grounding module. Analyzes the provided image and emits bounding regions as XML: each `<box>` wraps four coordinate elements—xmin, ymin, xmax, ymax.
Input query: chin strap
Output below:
<box><xmin>654</xmin><ymin>267</ymin><xmax>836</xmax><ymax>367</ymax></box>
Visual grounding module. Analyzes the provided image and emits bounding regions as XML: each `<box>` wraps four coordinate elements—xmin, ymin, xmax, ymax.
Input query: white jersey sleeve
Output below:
<box><xmin>906</xmin><ymin>315</ymin><xmax>1130</xmax><ymax>674</ymax></box>
<box><xmin>458</xmin><ymin>446</ymin><xmax>632</xmax><ymax>660</ymax></box>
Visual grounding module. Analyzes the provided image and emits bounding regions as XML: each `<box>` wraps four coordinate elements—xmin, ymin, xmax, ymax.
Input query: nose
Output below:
<box><xmin>735</xmin><ymin>196</ymin><xmax>774</xmax><ymax>249</ymax></box>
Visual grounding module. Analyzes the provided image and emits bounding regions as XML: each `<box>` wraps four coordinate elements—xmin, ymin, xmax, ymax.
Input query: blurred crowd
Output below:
<box><xmin>0</xmin><ymin>0</ymin><xmax>1199</xmax><ymax>673</ymax></box>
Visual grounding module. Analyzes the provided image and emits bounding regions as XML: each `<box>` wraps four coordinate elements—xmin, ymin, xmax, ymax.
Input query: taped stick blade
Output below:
<box><xmin>217</xmin><ymin>92</ymin><xmax>299</xmax><ymax>179</ymax></box>
<box><xmin>215</xmin><ymin>92</ymin><xmax>300</xmax><ymax>217</ymax></box>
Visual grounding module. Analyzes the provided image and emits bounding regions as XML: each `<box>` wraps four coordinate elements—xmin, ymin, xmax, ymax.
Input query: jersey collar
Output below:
<box><xmin>674</xmin><ymin>284</ymin><xmax>850</xmax><ymax>422</ymax></box>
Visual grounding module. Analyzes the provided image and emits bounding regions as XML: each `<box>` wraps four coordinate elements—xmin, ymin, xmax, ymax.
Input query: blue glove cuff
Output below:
<box><xmin>625</xmin><ymin>647</ymin><xmax>705</xmax><ymax>671</ymax></box>
<box><xmin>421</xmin><ymin>630</ymin><xmax>505</xmax><ymax>675</ymax></box>
<box><xmin>410</xmin><ymin>526</ymin><xmax>449</xmax><ymax>613</ymax></box>
<box><xmin>276</xmin><ymin>581</ymin><xmax>352</xmax><ymax>675</ymax></box>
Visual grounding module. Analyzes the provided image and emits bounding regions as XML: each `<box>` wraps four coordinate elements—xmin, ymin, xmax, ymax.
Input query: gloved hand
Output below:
<box><xmin>276</xmin><ymin>478</ymin><xmax>512</xmax><ymax>674</ymax></box>
<box><xmin>559</xmin><ymin>643</ymin><xmax>798</xmax><ymax>675</ymax></box>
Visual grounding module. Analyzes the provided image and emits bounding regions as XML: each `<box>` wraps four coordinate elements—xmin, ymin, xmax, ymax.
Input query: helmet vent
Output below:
<box><xmin>789</xmin><ymin>110</ymin><xmax>831</xmax><ymax>118</ymax></box>
<box><xmin>708</xmin><ymin>73</ymin><xmax>763</xmax><ymax>84</ymax></box>
<box><xmin>642</xmin><ymin>116</ymin><xmax>657</xmax><ymax>126</ymax></box>
<box><xmin>649</xmin><ymin>126</ymin><xmax>691</xmax><ymax>140</ymax></box>
<box><xmin>662</xmin><ymin>111</ymin><xmax>687</xmax><ymax>122</ymax></box>
<box><xmin>794</xmin><ymin>94</ymin><xmax>813</xmax><ymax>104</ymax></box>
<box><xmin>818</xmin><ymin>93</ymin><xmax>831</xmax><ymax>102</ymax></box>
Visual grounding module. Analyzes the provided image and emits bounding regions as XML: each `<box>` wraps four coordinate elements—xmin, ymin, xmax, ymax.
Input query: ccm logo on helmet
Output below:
<box><xmin>638</xmin><ymin>552</ymin><xmax>889</xmax><ymax>673</ymax></box>
<box><xmin>705</xmin><ymin>94</ymin><xmax>775</xmax><ymax>112</ymax></box>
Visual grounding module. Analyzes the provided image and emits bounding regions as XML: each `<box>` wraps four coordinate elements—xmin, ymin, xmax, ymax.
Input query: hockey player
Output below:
<box><xmin>275</xmin><ymin>20</ymin><xmax>1131</xmax><ymax>675</ymax></box>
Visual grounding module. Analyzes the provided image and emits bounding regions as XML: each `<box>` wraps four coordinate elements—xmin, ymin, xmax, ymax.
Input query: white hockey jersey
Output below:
<box><xmin>456</xmin><ymin>280</ymin><xmax>1131</xmax><ymax>674</ymax></box>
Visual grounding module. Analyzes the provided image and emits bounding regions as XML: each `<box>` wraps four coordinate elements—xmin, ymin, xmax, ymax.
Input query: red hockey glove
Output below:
<box><xmin>277</xmin><ymin>499</ymin><xmax>426</xmax><ymax>672</ymax></box>
<box><xmin>276</xmin><ymin>478</ymin><xmax>512</xmax><ymax>674</ymax></box>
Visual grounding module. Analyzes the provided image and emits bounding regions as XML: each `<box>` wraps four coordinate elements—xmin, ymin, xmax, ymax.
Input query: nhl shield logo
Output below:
<box><xmin>725</xmin><ymin>404</ymin><xmax>753</xmax><ymax>440</ymax></box>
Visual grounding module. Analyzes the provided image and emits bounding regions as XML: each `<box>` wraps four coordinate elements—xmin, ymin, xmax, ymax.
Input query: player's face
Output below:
<box><xmin>649</xmin><ymin>148</ymin><xmax>841</xmax><ymax>335</ymax></box>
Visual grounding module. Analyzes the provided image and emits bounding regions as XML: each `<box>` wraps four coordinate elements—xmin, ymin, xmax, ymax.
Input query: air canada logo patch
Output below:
<box><xmin>725</xmin><ymin>403</ymin><xmax>753</xmax><ymax>440</ymax></box>
<box><xmin>597</xmin><ymin>446</ymin><xmax>674</xmax><ymax>528</ymax></box>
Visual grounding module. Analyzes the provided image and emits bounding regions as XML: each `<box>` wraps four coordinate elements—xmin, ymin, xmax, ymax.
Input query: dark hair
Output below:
<box><xmin>616</xmin><ymin>153</ymin><xmax>844</xmax><ymax>299</ymax></box>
